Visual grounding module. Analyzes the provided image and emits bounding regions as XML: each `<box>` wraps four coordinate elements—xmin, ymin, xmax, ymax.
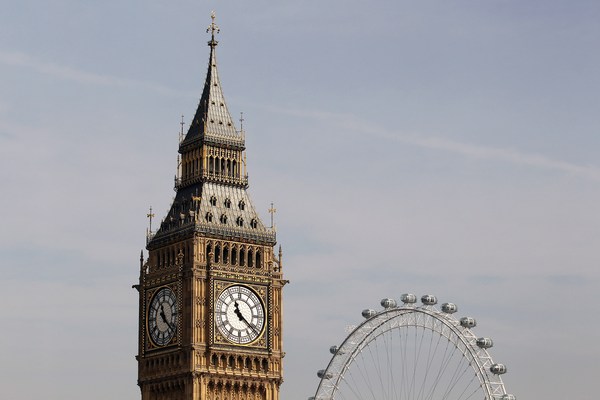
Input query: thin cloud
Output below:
<box><xmin>267</xmin><ymin>105</ymin><xmax>600</xmax><ymax>181</ymax></box>
<box><xmin>0</xmin><ymin>50</ymin><xmax>189</xmax><ymax>97</ymax></box>
<box><xmin>403</xmin><ymin>135</ymin><xmax>600</xmax><ymax>181</ymax></box>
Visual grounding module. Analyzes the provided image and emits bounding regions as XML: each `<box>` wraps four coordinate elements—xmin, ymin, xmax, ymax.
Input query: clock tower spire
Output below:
<box><xmin>135</xmin><ymin>13</ymin><xmax>285</xmax><ymax>400</ymax></box>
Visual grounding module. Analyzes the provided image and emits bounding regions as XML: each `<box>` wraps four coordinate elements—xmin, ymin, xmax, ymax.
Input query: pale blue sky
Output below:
<box><xmin>1</xmin><ymin>1</ymin><xmax>599</xmax><ymax>399</ymax></box>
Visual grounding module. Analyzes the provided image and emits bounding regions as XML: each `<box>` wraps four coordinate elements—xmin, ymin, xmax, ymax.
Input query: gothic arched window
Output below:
<box><xmin>239</xmin><ymin>248</ymin><xmax>246</xmax><ymax>267</ymax></box>
<box><xmin>206</xmin><ymin>244</ymin><xmax>212</xmax><ymax>262</ymax></box>
<box><xmin>231</xmin><ymin>246</ymin><xmax>238</xmax><ymax>265</ymax></box>
<box><xmin>255</xmin><ymin>250</ymin><xmax>261</xmax><ymax>268</ymax></box>
<box><xmin>215</xmin><ymin>244</ymin><xmax>221</xmax><ymax>263</ymax></box>
<box><xmin>223</xmin><ymin>246</ymin><xmax>229</xmax><ymax>264</ymax></box>
<box><xmin>248</xmin><ymin>249</ymin><xmax>254</xmax><ymax>267</ymax></box>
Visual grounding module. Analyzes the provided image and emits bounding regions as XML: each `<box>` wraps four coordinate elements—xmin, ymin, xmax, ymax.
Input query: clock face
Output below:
<box><xmin>215</xmin><ymin>285</ymin><xmax>265</xmax><ymax>345</ymax></box>
<box><xmin>148</xmin><ymin>287</ymin><xmax>177</xmax><ymax>346</ymax></box>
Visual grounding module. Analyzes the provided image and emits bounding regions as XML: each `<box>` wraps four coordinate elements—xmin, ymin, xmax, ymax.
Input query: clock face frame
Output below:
<box><xmin>147</xmin><ymin>286</ymin><xmax>178</xmax><ymax>347</ymax></box>
<box><xmin>215</xmin><ymin>284</ymin><xmax>266</xmax><ymax>345</ymax></box>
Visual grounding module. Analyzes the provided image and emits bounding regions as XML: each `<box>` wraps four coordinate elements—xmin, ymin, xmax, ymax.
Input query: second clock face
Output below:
<box><xmin>148</xmin><ymin>287</ymin><xmax>177</xmax><ymax>347</ymax></box>
<box><xmin>215</xmin><ymin>285</ymin><xmax>265</xmax><ymax>345</ymax></box>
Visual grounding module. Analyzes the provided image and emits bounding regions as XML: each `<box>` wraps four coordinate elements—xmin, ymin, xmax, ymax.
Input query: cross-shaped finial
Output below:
<box><xmin>179</xmin><ymin>115</ymin><xmax>185</xmax><ymax>143</ymax></box>
<box><xmin>268</xmin><ymin>202</ymin><xmax>277</xmax><ymax>229</ymax></box>
<box><xmin>207</xmin><ymin>11</ymin><xmax>220</xmax><ymax>45</ymax></box>
<box><xmin>147</xmin><ymin>206</ymin><xmax>155</xmax><ymax>233</ymax></box>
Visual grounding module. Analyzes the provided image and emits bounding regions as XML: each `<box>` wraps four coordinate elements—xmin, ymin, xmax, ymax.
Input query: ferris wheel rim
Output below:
<box><xmin>313</xmin><ymin>302</ymin><xmax>509</xmax><ymax>400</ymax></box>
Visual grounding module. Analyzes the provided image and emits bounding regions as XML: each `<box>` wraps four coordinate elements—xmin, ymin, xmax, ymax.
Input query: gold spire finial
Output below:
<box><xmin>207</xmin><ymin>11</ymin><xmax>220</xmax><ymax>46</ymax></box>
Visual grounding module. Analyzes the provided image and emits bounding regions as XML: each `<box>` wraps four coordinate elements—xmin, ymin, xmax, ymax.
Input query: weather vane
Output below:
<box><xmin>207</xmin><ymin>11</ymin><xmax>220</xmax><ymax>44</ymax></box>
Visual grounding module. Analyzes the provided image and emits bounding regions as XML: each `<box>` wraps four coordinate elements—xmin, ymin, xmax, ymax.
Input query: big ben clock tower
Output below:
<box><xmin>135</xmin><ymin>14</ymin><xmax>285</xmax><ymax>400</ymax></box>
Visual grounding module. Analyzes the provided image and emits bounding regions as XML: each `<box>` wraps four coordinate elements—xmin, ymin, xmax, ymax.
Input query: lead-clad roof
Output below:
<box><xmin>198</xmin><ymin>182</ymin><xmax>272</xmax><ymax>236</ymax></box>
<box><xmin>182</xmin><ymin>40</ymin><xmax>242</xmax><ymax>146</ymax></box>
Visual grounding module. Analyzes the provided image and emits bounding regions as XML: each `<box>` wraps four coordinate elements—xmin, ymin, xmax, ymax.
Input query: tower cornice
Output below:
<box><xmin>148</xmin><ymin>222</ymin><xmax>276</xmax><ymax>250</ymax></box>
<box><xmin>179</xmin><ymin>134</ymin><xmax>246</xmax><ymax>153</ymax></box>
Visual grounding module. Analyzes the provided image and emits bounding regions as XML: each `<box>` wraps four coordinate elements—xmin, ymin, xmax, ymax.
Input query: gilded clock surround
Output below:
<box><xmin>147</xmin><ymin>285</ymin><xmax>179</xmax><ymax>348</ymax></box>
<box><xmin>212</xmin><ymin>281</ymin><xmax>268</xmax><ymax>347</ymax></box>
<box><xmin>134</xmin><ymin>14</ymin><xmax>286</xmax><ymax>400</ymax></box>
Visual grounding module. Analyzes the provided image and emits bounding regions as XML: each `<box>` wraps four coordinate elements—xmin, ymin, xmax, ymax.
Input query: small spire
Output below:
<box><xmin>181</xmin><ymin>11</ymin><xmax>239</xmax><ymax>144</ymax></box>
<box><xmin>206</xmin><ymin>11</ymin><xmax>220</xmax><ymax>47</ymax></box>
<box><xmin>147</xmin><ymin>206</ymin><xmax>155</xmax><ymax>233</ymax></box>
<box><xmin>278</xmin><ymin>245</ymin><xmax>283</xmax><ymax>269</ymax></box>
<box><xmin>179</xmin><ymin>115</ymin><xmax>185</xmax><ymax>143</ymax></box>
<box><xmin>268</xmin><ymin>202</ymin><xmax>277</xmax><ymax>229</ymax></box>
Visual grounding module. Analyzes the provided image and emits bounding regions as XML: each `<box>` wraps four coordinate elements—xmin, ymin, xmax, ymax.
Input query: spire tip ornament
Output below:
<box><xmin>207</xmin><ymin>11</ymin><xmax>220</xmax><ymax>47</ymax></box>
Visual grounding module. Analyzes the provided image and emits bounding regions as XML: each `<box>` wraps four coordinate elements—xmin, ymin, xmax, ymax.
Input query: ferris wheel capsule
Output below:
<box><xmin>476</xmin><ymin>337</ymin><xmax>494</xmax><ymax>348</ymax></box>
<box><xmin>362</xmin><ymin>309</ymin><xmax>377</xmax><ymax>319</ymax></box>
<box><xmin>400</xmin><ymin>293</ymin><xmax>417</xmax><ymax>304</ymax></box>
<box><xmin>317</xmin><ymin>369</ymin><xmax>333</xmax><ymax>379</ymax></box>
<box><xmin>441</xmin><ymin>303</ymin><xmax>458</xmax><ymax>313</ymax></box>
<box><xmin>460</xmin><ymin>317</ymin><xmax>477</xmax><ymax>328</ymax></box>
<box><xmin>380</xmin><ymin>298</ymin><xmax>397</xmax><ymax>309</ymax></box>
<box><xmin>490</xmin><ymin>363</ymin><xmax>507</xmax><ymax>375</ymax></box>
<box><xmin>421</xmin><ymin>294</ymin><xmax>437</xmax><ymax>305</ymax></box>
<box><xmin>501</xmin><ymin>394</ymin><xmax>516</xmax><ymax>400</ymax></box>
<box><xmin>329</xmin><ymin>346</ymin><xmax>339</xmax><ymax>354</ymax></box>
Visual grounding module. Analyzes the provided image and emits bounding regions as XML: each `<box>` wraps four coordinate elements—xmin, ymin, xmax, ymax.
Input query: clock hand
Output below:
<box><xmin>159</xmin><ymin>305</ymin><xmax>176</xmax><ymax>331</ymax></box>
<box><xmin>234</xmin><ymin>301</ymin><xmax>260</xmax><ymax>336</ymax></box>
<box><xmin>233</xmin><ymin>301</ymin><xmax>246</xmax><ymax>321</ymax></box>
<box><xmin>159</xmin><ymin>304</ymin><xmax>170</xmax><ymax>325</ymax></box>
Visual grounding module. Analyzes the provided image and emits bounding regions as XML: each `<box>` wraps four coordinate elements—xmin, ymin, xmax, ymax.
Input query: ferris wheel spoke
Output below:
<box><xmin>448</xmin><ymin>371</ymin><xmax>481</xmax><ymax>400</ymax></box>
<box><xmin>416</xmin><ymin>323</ymin><xmax>444</xmax><ymax>400</ymax></box>
<box><xmin>385</xmin><ymin>334</ymin><xmax>397</xmax><ymax>400</ymax></box>
<box><xmin>350</xmin><ymin>344</ymin><xmax>378</xmax><ymax>400</ymax></box>
<box><xmin>423</xmin><ymin>338</ymin><xmax>456</xmax><ymax>400</ymax></box>
<box><xmin>398</xmin><ymin>326</ymin><xmax>410</xmax><ymax>400</ymax></box>
<box><xmin>439</xmin><ymin>353</ymin><xmax>474</xmax><ymax>400</ymax></box>
<box><xmin>409</xmin><ymin>326</ymin><xmax>420</xmax><ymax>398</ymax></box>
<box><xmin>338</xmin><ymin>366</ymin><xmax>367</xmax><ymax>400</ymax></box>
<box><xmin>369</xmin><ymin>333</ymin><xmax>387</xmax><ymax>397</ymax></box>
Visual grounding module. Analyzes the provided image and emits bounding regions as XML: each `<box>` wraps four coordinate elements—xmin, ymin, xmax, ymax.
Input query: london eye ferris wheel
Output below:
<box><xmin>310</xmin><ymin>294</ymin><xmax>515</xmax><ymax>400</ymax></box>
